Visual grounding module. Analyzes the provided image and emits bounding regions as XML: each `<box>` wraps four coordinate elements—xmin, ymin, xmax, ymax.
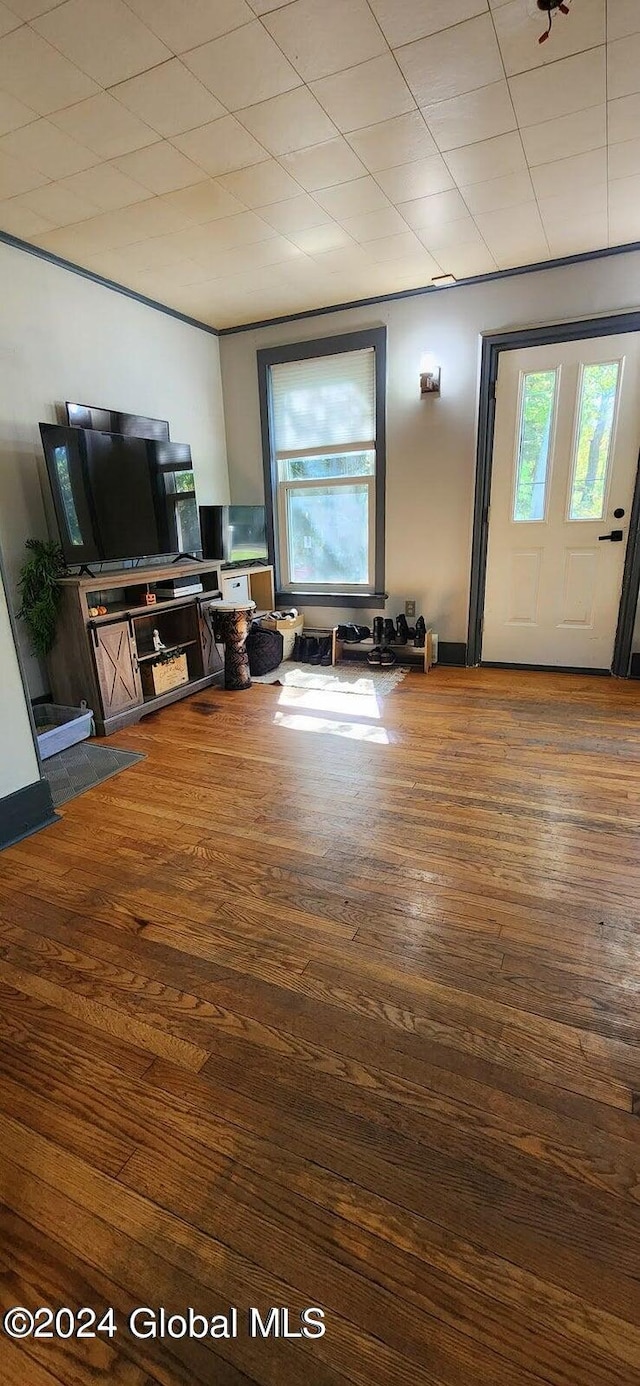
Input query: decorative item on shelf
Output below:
<box><xmin>17</xmin><ymin>538</ymin><xmax>66</xmax><ymax>658</ymax></box>
<box><xmin>140</xmin><ymin>650</ymin><xmax>188</xmax><ymax>697</ymax></box>
<box><xmin>419</xmin><ymin>353</ymin><xmax>441</xmax><ymax>397</ymax></box>
<box><xmin>152</xmin><ymin>628</ymin><xmax>166</xmax><ymax>652</ymax></box>
<box><xmin>88</xmin><ymin>605</ymin><xmax>108</xmax><ymax>616</ymax></box>
<box><xmin>144</xmin><ymin>584</ymin><xmax>156</xmax><ymax>606</ymax></box>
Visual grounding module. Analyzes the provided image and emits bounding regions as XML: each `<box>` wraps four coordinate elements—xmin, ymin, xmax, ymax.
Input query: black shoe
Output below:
<box><xmin>379</xmin><ymin>646</ymin><xmax>396</xmax><ymax>666</ymax></box>
<box><xmin>342</xmin><ymin>623</ymin><xmax>363</xmax><ymax>643</ymax></box>
<box><xmin>292</xmin><ymin>633</ymin><xmax>304</xmax><ymax>661</ymax></box>
<box><xmin>372</xmin><ymin>616</ymin><xmax>384</xmax><ymax>646</ymax></box>
<box><xmin>414</xmin><ymin>617</ymin><xmax>426</xmax><ymax>648</ymax></box>
<box><xmin>383</xmin><ymin>618</ymin><xmax>396</xmax><ymax>645</ymax></box>
<box><xmin>367</xmin><ymin>646</ymin><xmax>382</xmax><ymax>665</ymax></box>
<box><xmin>319</xmin><ymin>636</ymin><xmax>332</xmax><ymax>666</ymax></box>
<box><xmin>306</xmin><ymin>636</ymin><xmax>321</xmax><ymax>664</ymax></box>
<box><xmin>395</xmin><ymin>614</ymin><xmax>410</xmax><ymax>644</ymax></box>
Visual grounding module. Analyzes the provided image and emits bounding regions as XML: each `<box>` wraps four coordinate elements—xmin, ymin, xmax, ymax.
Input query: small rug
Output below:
<box><xmin>251</xmin><ymin>661</ymin><xmax>409</xmax><ymax>695</ymax></box>
<box><xmin>44</xmin><ymin>741</ymin><xmax>145</xmax><ymax>808</ymax></box>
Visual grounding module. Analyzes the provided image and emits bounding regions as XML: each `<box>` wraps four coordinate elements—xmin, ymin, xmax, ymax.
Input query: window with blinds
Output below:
<box><xmin>261</xmin><ymin>336</ymin><xmax>385</xmax><ymax>596</ymax></box>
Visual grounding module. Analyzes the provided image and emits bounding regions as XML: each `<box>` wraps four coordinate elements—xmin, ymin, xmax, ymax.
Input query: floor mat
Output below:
<box><xmin>44</xmin><ymin>741</ymin><xmax>145</xmax><ymax>808</ymax></box>
<box><xmin>251</xmin><ymin>661</ymin><xmax>410</xmax><ymax>694</ymax></box>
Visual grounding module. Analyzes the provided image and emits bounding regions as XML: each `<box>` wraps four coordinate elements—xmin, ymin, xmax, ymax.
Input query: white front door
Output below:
<box><xmin>482</xmin><ymin>333</ymin><xmax>640</xmax><ymax>669</ymax></box>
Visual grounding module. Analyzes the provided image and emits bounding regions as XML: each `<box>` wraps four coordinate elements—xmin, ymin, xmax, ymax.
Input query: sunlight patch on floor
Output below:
<box><xmin>276</xmin><ymin>685</ymin><xmax>382</xmax><ymax>719</ymax></box>
<box><xmin>273</xmin><ymin>711</ymin><xmax>390</xmax><ymax>742</ymax></box>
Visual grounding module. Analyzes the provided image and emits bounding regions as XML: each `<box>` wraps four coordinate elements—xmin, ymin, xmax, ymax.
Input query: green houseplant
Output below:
<box><xmin>18</xmin><ymin>538</ymin><xmax>66</xmax><ymax>658</ymax></box>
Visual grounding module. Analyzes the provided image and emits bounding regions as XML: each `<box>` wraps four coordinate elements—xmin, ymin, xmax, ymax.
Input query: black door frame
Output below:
<box><xmin>467</xmin><ymin>311</ymin><xmax>640</xmax><ymax>676</ymax></box>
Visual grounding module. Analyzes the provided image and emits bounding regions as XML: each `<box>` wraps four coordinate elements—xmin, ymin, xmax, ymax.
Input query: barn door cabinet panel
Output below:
<box><xmin>91</xmin><ymin>619</ymin><xmax>142</xmax><ymax>717</ymax></box>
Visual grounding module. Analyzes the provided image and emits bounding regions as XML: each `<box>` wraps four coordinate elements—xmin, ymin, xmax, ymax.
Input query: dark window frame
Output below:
<box><xmin>258</xmin><ymin>327</ymin><xmax>387</xmax><ymax>608</ymax></box>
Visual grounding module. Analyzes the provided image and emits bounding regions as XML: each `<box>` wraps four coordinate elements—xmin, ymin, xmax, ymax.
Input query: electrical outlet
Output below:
<box><xmin>405</xmin><ymin>600</ymin><xmax>416</xmax><ymax>618</ymax></box>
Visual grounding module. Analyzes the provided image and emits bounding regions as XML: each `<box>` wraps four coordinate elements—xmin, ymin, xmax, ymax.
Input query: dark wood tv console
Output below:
<box><xmin>48</xmin><ymin>560</ymin><xmax>275</xmax><ymax>736</ymax></box>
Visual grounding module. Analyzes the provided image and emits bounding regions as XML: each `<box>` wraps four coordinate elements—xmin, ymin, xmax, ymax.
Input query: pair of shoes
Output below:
<box><xmin>367</xmin><ymin>645</ymin><xmax>396</xmax><ymax>666</ymax></box>
<box><xmin>395</xmin><ymin>614</ymin><xmax>413</xmax><ymax>644</ymax></box>
<box><xmin>414</xmin><ymin>616</ymin><xmax>427</xmax><ymax>648</ymax></box>
<box><xmin>292</xmin><ymin>633</ymin><xmax>332</xmax><ymax>664</ymax></box>
<box><xmin>337</xmin><ymin>623</ymin><xmax>371</xmax><ymax>643</ymax></box>
<box><xmin>372</xmin><ymin>617</ymin><xmax>397</xmax><ymax>645</ymax></box>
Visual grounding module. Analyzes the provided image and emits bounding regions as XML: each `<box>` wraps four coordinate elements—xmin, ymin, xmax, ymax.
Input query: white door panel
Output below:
<box><xmin>483</xmin><ymin>334</ymin><xmax>640</xmax><ymax>668</ymax></box>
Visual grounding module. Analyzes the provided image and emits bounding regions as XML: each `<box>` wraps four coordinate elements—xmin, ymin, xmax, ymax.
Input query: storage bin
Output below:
<box><xmin>141</xmin><ymin>652</ymin><xmax>188</xmax><ymax>697</ymax></box>
<box><xmin>34</xmin><ymin>702</ymin><xmax>94</xmax><ymax>759</ymax></box>
<box><xmin>261</xmin><ymin>612</ymin><xmax>304</xmax><ymax>660</ymax></box>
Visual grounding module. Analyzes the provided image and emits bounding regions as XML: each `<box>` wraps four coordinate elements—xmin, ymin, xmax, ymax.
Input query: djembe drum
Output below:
<box><xmin>214</xmin><ymin>600</ymin><xmax>256</xmax><ymax>690</ymax></box>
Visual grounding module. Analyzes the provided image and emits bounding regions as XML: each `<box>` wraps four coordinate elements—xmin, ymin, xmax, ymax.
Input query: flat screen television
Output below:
<box><xmin>40</xmin><ymin>423</ymin><xmax>199</xmax><ymax>566</ymax></box>
<box><xmin>200</xmin><ymin>505</ymin><xmax>269</xmax><ymax>564</ymax></box>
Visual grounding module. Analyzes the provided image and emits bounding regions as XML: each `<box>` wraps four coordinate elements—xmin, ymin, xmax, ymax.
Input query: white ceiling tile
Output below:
<box><xmin>0</xmin><ymin>89</ymin><xmax>37</xmax><ymax>136</ymax></box>
<box><xmin>509</xmin><ymin>48</ymin><xmax>606</xmax><ymax>126</ymax></box>
<box><xmin>310</xmin><ymin>243</ymin><xmax>372</xmax><ymax>274</ymax></box>
<box><xmin>216</xmin><ymin>159</ymin><xmax>302</xmax><ymax>206</ymax></box>
<box><xmin>59</xmin><ymin>163</ymin><xmax>152</xmax><ymax>209</ymax></box>
<box><xmin>609</xmin><ymin>177</ymin><xmax>640</xmax><ymax>242</ymax></box>
<box><xmin>607</xmin><ymin>0</ymin><xmax>640</xmax><ymax>41</ymax></box>
<box><xmin>0</xmin><ymin>26</ymin><xmax>98</xmax><ymax>114</ymax></box>
<box><xmin>0</xmin><ymin>3</ymin><xmax>21</xmax><ymax>35</ymax></box>
<box><xmin>183</xmin><ymin>22</ymin><xmax>301</xmax><ymax>110</ymax></box>
<box><xmin>235</xmin><ymin>88</ymin><xmax>336</xmax><ymax>156</ymax></box>
<box><xmin>520</xmin><ymin>104</ymin><xmax>606</xmax><ymax>167</ymax></box>
<box><xmin>493</xmin><ymin>0</ymin><xmax>604</xmax><ymax>79</ymax></box>
<box><xmin>474</xmin><ymin>200</ymin><xmax>548</xmax><ymax>255</ymax></box>
<box><xmin>51</xmin><ymin>94</ymin><xmax>159</xmax><ymax>159</ymax></box>
<box><xmin>0</xmin><ymin>195</ymin><xmax>53</xmax><ymax>236</ymax></box>
<box><xmin>365</xmin><ymin>229</ymin><xmax>425</xmax><ymax>261</ymax></box>
<box><xmin>280</xmin><ymin>138</ymin><xmax>366</xmax><ymax>191</ymax></box>
<box><xmin>422</xmin><ymin>81</ymin><xmax>516</xmax><ymax>153</ymax></box>
<box><xmin>375</xmin><ymin>154</ymin><xmax>454</xmax><ymax>202</ymax></box>
<box><xmin>311</xmin><ymin>55</ymin><xmax>415</xmax><ymax>133</ymax></box>
<box><xmin>2</xmin><ymin>0</ymin><xmax>67</xmax><ymax>15</ymax></box>
<box><xmin>417</xmin><ymin>214</ymin><xmax>485</xmax><ymax>252</ymax></box>
<box><xmin>34</xmin><ymin>0</ymin><xmax>171</xmax><ymax>87</ymax></box>
<box><xmin>314</xmin><ymin>175</ymin><xmax>390</xmax><ymax>218</ymax></box>
<box><xmin>537</xmin><ymin>184</ymin><xmax>607</xmax><ymax>232</ymax></box>
<box><xmin>444</xmin><ymin>131</ymin><xmax>526</xmax><ymax>186</ymax></box>
<box><xmin>111</xmin><ymin>61</ymin><xmax>225</xmax><ymax>139</ymax></box>
<box><xmin>608</xmin><ymin>136</ymin><xmax>640</xmax><ymax>180</ymax></box>
<box><xmin>398</xmin><ymin>186</ymin><xmax>468</xmax><ymax>230</ymax></box>
<box><xmin>161</xmin><ymin>179</ymin><xmax>245</xmax><ymax>222</ymax></box>
<box><xmin>264</xmin><ymin>0</ymin><xmax>386</xmax><ymax>82</ymax></box>
<box><xmin>461</xmin><ymin>169</ymin><xmax>534</xmax><ymax>213</ymax></box>
<box><xmin>339</xmin><ymin>205</ymin><xmax>407</xmax><ymax>240</ymax></box>
<box><xmin>530</xmin><ymin>147</ymin><xmax>607</xmax><ymax>202</ymax></box>
<box><xmin>608</xmin><ymin>31</ymin><xmax>640</xmax><ymax>100</ymax></box>
<box><xmin>172</xmin><ymin>116</ymin><xmax>268</xmax><ymax>176</ymax></box>
<box><xmin>441</xmin><ymin>242</ymin><xmax>497</xmax><ymax>277</ymax></box>
<box><xmin>287</xmin><ymin>221</ymin><xmax>353</xmax><ymax>252</ymax></box>
<box><xmin>196</xmin><ymin>236</ymin><xmax>303</xmax><ymax>277</ymax></box>
<box><xmin>248</xmin><ymin>0</ymin><xmax>298</xmax><ymax>11</ymax></box>
<box><xmin>183</xmin><ymin>210</ymin><xmax>278</xmax><ymax>252</ymax></box>
<box><xmin>368</xmin><ymin>0</ymin><xmax>488</xmax><ymax>49</ymax></box>
<box><xmin>545</xmin><ymin>215</ymin><xmax>608</xmax><ymax>258</ymax></box>
<box><xmin>114</xmin><ymin>142</ymin><xmax>208</xmax><ymax>194</ymax></box>
<box><xmin>395</xmin><ymin>15</ymin><xmax>503</xmax><ymax>107</ymax></box>
<box><xmin>608</xmin><ymin>93</ymin><xmax>640</xmax><ymax>143</ymax></box>
<box><xmin>346</xmin><ymin>112</ymin><xmax>436</xmax><ymax>172</ymax></box>
<box><xmin>260</xmin><ymin>192</ymin><xmax>331</xmax><ymax>232</ymax></box>
<box><xmin>17</xmin><ymin>179</ymin><xmax>99</xmax><ymax>226</ymax></box>
<box><xmin>124</xmin><ymin>0</ymin><xmax>253</xmax><ymax>52</ymax></box>
<box><xmin>0</xmin><ymin>118</ymin><xmax>98</xmax><ymax>178</ymax></box>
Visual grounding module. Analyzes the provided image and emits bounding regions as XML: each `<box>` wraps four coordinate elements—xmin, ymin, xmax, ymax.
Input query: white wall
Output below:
<box><xmin>221</xmin><ymin>248</ymin><xmax>640</xmax><ymax>650</ymax></box>
<box><xmin>0</xmin><ymin>554</ymin><xmax>39</xmax><ymax>798</ymax></box>
<box><xmin>0</xmin><ymin>241</ymin><xmax>229</xmax><ymax>695</ymax></box>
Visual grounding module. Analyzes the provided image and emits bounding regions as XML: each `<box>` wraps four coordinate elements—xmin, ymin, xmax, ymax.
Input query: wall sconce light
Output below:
<box><xmin>420</xmin><ymin>353</ymin><xmax>441</xmax><ymax>397</ymax></box>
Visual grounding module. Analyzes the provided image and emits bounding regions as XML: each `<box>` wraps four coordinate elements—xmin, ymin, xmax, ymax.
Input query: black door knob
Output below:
<box><xmin>598</xmin><ymin>530</ymin><xmax>624</xmax><ymax>542</ymax></box>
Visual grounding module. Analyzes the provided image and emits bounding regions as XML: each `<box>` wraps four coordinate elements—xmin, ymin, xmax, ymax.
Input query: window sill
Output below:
<box><xmin>276</xmin><ymin>590</ymin><xmax>388</xmax><ymax>609</ymax></box>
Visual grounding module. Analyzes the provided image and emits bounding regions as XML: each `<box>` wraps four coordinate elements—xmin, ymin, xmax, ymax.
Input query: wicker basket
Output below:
<box><xmin>141</xmin><ymin>652</ymin><xmax>188</xmax><ymax>697</ymax></box>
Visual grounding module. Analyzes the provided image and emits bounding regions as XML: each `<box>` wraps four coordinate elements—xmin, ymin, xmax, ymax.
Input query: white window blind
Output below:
<box><xmin>271</xmin><ymin>348</ymin><xmax>376</xmax><ymax>458</ymax></box>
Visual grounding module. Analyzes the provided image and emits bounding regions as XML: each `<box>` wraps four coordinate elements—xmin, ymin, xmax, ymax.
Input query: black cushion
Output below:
<box><xmin>246</xmin><ymin>626</ymin><xmax>284</xmax><ymax>675</ymax></box>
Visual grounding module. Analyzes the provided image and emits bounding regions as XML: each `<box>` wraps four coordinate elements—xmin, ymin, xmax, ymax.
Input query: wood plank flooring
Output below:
<box><xmin>0</xmin><ymin>666</ymin><xmax>639</xmax><ymax>1386</ymax></box>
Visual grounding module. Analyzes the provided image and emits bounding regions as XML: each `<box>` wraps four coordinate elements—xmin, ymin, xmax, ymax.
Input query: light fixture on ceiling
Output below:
<box><xmin>535</xmin><ymin>0</ymin><xmax>572</xmax><ymax>45</ymax></box>
<box><xmin>431</xmin><ymin>273</ymin><xmax>457</xmax><ymax>288</ymax></box>
<box><xmin>420</xmin><ymin>354</ymin><xmax>441</xmax><ymax>397</ymax></box>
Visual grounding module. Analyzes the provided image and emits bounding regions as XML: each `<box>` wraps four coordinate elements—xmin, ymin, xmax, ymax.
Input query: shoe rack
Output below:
<box><xmin>334</xmin><ymin>627</ymin><xmax>433</xmax><ymax>673</ymax></box>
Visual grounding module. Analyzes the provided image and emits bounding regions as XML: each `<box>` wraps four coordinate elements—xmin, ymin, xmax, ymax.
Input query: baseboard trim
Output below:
<box><xmin>437</xmin><ymin>641</ymin><xmax>466</xmax><ymax>666</ymax></box>
<box><xmin>0</xmin><ymin>777</ymin><xmax>59</xmax><ymax>852</ymax></box>
<box><xmin>631</xmin><ymin>652</ymin><xmax>640</xmax><ymax>679</ymax></box>
<box><xmin>481</xmin><ymin>661</ymin><xmax>611</xmax><ymax>675</ymax></box>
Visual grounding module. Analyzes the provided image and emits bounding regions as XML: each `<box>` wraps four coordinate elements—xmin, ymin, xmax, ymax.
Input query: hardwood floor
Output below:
<box><xmin>1</xmin><ymin>666</ymin><xmax>639</xmax><ymax>1386</ymax></box>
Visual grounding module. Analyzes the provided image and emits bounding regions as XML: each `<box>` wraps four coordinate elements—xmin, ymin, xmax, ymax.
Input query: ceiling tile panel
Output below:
<box><xmin>609</xmin><ymin>175</ymin><xmax>640</xmax><ymax>242</ymax></box>
<box><xmin>311</xmin><ymin>55</ymin><xmax>415</xmax><ymax>132</ymax></box>
<box><xmin>264</xmin><ymin>0</ymin><xmax>387</xmax><ymax>82</ymax></box>
<box><xmin>366</xmin><ymin>229</ymin><xmax>425</xmax><ymax>260</ymax></box>
<box><xmin>375</xmin><ymin>154</ymin><xmax>454</xmax><ymax>202</ymax></box>
<box><xmin>124</xmin><ymin>0</ymin><xmax>253</xmax><ymax>52</ymax></box>
<box><xmin>607</xmin><ymin>31</ymin><xmax>640</xmax><ymax>100</ymax></box>
<box><xmin>216</xmin><ymin>158</ymin><xmax>302</xmax><ymax>206</ymax></box>
<box><xmin>0</xmin><ymin>147</ymin><xmax>49</xmax><ymax>196</ymax></box>
<box><xmin>59</xmin><ymin>163</ymin><xmax>152</xmax><ymax>210</ymax></box>
<box><xmin>0</xmin><ymin>118</ymin><xmax>98</xmax><ymax>177</ymax></box>
<box><xmin>520</xmin><ymin>104</ymin><xmax>606</xmax><ymax>167</ymax></box>
<box><xmin>0</xmin><ymin>26</ymin><xmax>99</xmax><ymax>113</ymax></box>
<box><xmin>111</xmin><ymin>61</ymin><xmax>226</xmax><ymax>138</ymax></box>
<box><xmin>280</xmin><ymin>137</ymin><xmax>367</xmax><ymax>191</ymax></box>
<box><xmin>172</xmin><ymin>116</ymin><xmax>268</xmax><ymax>176</ymax></box>
<box><xmin>3</xmin><ymin>0</ymin><xmax>69</xmax><ymax>15</ymax></box>
<box><xmin>346</xmin><ymin>112</ymin><xmax>436</xmax><ymax>171</ymax></box>
<box><xmin>16</xmin><ymin>179</ymin><xmax>99</xmax><ymax>225</ymax></box>
<box><xmin>530</xmin><ymin>147</ymin><xmax>607</xmax><ymax>202</ymax></box>
<box><xmin>314</xmin><ymin>174</ymin><xmax>390</xmax><ymax>218</ymax></box>
<box><xmin>0</xmin><ymin>3</ymin><xmax>20</xmax><ymax>35</ymax></box>
<box><xmin>260</xmin><ymin>192</ymin><xmax>332</xmax><ymax>232</ymax></box>
<box><xmin>608</xmin><ymin>93</ymin><xmax>640</xmax><ymax>143</ymax></box>
<box><xmin>339</xmin><ymin>205</ymin><xmax>407</xmax><ymax>241</ymax></box>
<box><xmin>441</xmin><ymin>242</ymin><xmax>497</xmax><ymax>276</ymax></box>
<box><xmin>398</xmin><ymin>186</ymin><xmax>469</xmax><ymax>230</ymax></box>
<box><xmin>421</xmin><ymin>81</ymin><xmax>516</xmax><ymax>152</ymax></box>
<box><xmin>509</xmin><ymin>48</ymin><xmax>606</xmax><ymax>126</ymax></box>
<box><xmin>235</xmin><ymin>88</ymin><xmax>336</xmax><ymax>156</ymax></box>
<box><xmin>461</xmin><ymin>169</ymin><xmax>534</xmax><ymax>213</ymax></box>
<box><xmin>608</xmin><ymin>136</ymin><xmax>640</xmax><ymax>180</ymax></box>
<box><xmin>161</xmin><ymin>179</ymin><xmax>245</xmax><ymax>222</ymax></box>
<box><xmin>418</xmin><ymin>214</ymin><xmax>485</xmax><ymax>252</ymax></box>
<box><xmin>0</xmin><ymin>195</ymin><xmax>53</xmax><ymax>235</ymax></box>
<box><xmin>368</xmin><ymin>0</ymin><xmax>488</xmax><ymax>49</ymax></box>
<box><xmin>493</xmin><ymin>0</ymin><xmax>605</xmax><ymax>79</ymax></box>
<box><xmin>444</xmin><ymin>131</ymin><xmax>527</xmax><ymax>186</ymax></box>
<box><xmin>395</xmin><ymin>15</ymin><xmax>503</xmax><ymax>108</ymax></box>
<box><xmin>183</xmin><ymin>21</ymin><xmax>301</xmax><ymax>109</ymax></box>
<box><xmin>474</xmin><ymin>200</ymin><xmax>548</xmax><ymax>264</ymax></box>
<box><xmin>114</xmin><ymin>142</ymin><xmax>208</xmax><ymax>194</ymax></box>
<box><xmin>287</xmin><ymin>222</ymin><xmax>353</xmax><ymax>253</ymax></box>
<box><xmin>33</xmin><ymin>0</ymin><xmax>172</xmax><ymax>87</ymax></box>
<box><xmin>607</xmin><ymin>0</ymin><xmax>640</xmax><ymax>41</ymax></box>
<box><xmin>51</xmin><ymin>94</ymin><xmax>160</xmax><ymax>159</ymax></box>
<box><xmin>0</xmin><ymin>89</ymin><xmax>37</xmax><ymax>136</ymax></box>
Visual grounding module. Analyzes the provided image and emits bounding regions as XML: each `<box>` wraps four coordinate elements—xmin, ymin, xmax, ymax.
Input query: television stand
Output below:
<box><xmin>172</xmin><ymin>551</ymin><xmax>204</xmax><ymax>564</ymax></box>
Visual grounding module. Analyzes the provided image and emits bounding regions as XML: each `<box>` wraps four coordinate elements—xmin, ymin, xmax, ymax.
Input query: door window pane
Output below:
<box><xmin>513</xmin><ymin>370</ymin><xmax>557</xmax><ymax>522</ymax></box>
<box><xmin>568</xmin><ymin>362</ymin><xmax>620</xmax><ymax>521</ymax></box>
<box><xmin>286</xmin><ymin>484</ymin><xmax>369</xmax><ymax>585</ymax></box>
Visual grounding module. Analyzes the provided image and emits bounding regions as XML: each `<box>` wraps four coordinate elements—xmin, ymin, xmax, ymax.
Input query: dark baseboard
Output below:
<box><xmin>481</xmin><ymin>661</ymin><xmax>611</xmax><ymax>675</ymax></box>
<box><xmin>437</xmin><ymin>641</ymin><xmax>466</xmax><ymax>666</ymax></box>
<box><xmin>0</xmin><ymin>777</ymin><xmax>59</xmax><ymax>852</ymax></box>
<box><xmin>631</xmin><ymin>652</ymin><xmax>640</xmax><ymax>679</ymax></box>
